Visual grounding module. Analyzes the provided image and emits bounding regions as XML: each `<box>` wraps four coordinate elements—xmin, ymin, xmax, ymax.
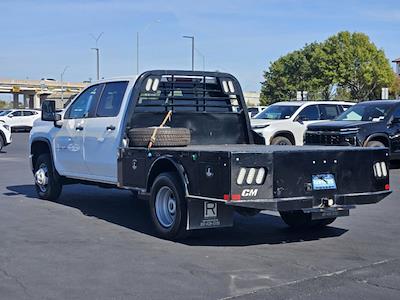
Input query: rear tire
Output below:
<box><xmin>149</xmin><ymin>172</ymin><xmax>188</xmax><ymax>240</ymax></box>
<box><xmin>34</xmin><ymin>153</ymin><xmax>62</xmax><ymax>201</ymax></box>
<box><xmin>0</xmin><ymin>135</ymin><xmax>4</xmax><ymax>151</ymax></box>
<box><xmin>366</xmin><ymin>140</ymin><xmax>385</xmax><ymax>148</ymax></box>
<box><xmin>280</xmin><ymin>210</ymin><xmax>336</xmax><ymax>229</ymax></box>
<box><xmin>271</xmin><ymin>136</ymin><xmax>293</xmax><ymax>145</ymax></box>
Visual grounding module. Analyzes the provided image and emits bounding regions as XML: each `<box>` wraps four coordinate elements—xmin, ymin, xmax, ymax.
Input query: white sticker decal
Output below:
<box><xmin>204</xmin><ymin>201</ymin><xmax>217</xmax><ymax>218</ymax></box>
<box><xmin>241</xmin><ymin>189</ymin><xmax>258</xmax><ymax>197</ymax></box>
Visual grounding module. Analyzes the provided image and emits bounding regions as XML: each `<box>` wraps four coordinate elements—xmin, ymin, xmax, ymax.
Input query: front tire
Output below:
<box><xmin>0</xmin><ymin>135</ymin><xmax>4</xmax><ymax>152</ymax></box>
<box><xmin>366</xmin><ymin>140</ymin><xmax>385</xmax><ymax>148</ymax></box>
<box><xmin>271</xmin><ymin>136</ymin><xmax>293</xmax><ymax>145</ymax></box>
<box><xmin>149</xmin><ymin>172</ymin><xmax>188</xmax><ymax>240</ymax></box>
<box><xmin>34</xmin><ymin>153</ymin><xmax>62</xmax><ymax>201</ymax></box>
<box><xmin>280</xmin><ymin>210</ymin><xmax>336</xmax><ymax>229</ymax></box>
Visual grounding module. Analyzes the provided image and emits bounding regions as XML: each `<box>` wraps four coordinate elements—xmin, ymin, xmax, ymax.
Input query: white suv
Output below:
<box><xmin>251</xmin><ymin>101</ymin><xmax>354</xmax><ymax>145</ymax></box>
<box><xmin>0</xmin><ymin>109</ymin><xmax>41</xmax><ymax>131</ymax></box>
<box><xmin>0</xmin><ymin>122</ymin><xmax>12</xmax><ymax>151</ymax></box>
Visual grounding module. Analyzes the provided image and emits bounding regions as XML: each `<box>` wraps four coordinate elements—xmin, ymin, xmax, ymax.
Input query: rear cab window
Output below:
<box><xmin>96</xmin><ymin>81</ymin><xmax>128</xmax><ymax>117</ymax></box>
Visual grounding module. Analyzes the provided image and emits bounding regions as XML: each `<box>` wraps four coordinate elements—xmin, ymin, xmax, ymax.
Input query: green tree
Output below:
<box><xmin>322</xmin><ymin>32</ymin><xmax>395</xmax><ymax>101</ymax></box>
<box><xmin>389</xmin><ymin>74</ymin><xmax>400</xmax><ymax>99</ymax></box>
<box><xmin>260</xmin><ymin>43</ymin><xmax>322</xmax><ymax>104</ymax></box>
<box><xmin>0</xmin><ymin>100</ymin><xmax>10</xmax><ymax>109</ymax></box>
<box><xmin>260</xmin><ymin>31</ymin><xmax>396</xmax><ymax>104</ymax></box>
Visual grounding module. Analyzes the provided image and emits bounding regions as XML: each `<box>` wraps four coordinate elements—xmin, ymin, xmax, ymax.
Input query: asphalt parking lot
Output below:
<box><xmin>0</xmin><ymin>133</ymin><xmax>400</xmax><ymax>299</ymax></box>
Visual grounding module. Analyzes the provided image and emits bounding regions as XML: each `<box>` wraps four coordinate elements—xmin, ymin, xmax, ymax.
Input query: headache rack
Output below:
<box><xmin>133</xmin><ymin>72</ymin><xmax>243</xmax><ymax>113</ymax></box>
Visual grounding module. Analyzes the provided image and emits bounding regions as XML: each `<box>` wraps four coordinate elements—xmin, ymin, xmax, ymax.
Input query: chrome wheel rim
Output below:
<box><xmin>35</xmin><ymin>163</ymin><xmax>49</xmax><ymax>193</ymax></box>
<box><xmin>155</xmin><ymin>186</ymin><xmax>176</xmax><ymax>228</ymax></box>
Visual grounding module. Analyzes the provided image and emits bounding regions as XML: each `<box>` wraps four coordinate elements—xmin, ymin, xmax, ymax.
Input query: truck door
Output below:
<box><xmin>83</xmin><ymin>81</ymin><xmax>129</xmax><ymax>182</ymax></box>
<box><xmin>53</xmin><ymin>84</ymin><xmax>103</xmax><ymax>176</ymax></box>
<box><xmin>292</xmin><ymin>104</ymin><xmax>320</xmax><ymax>145</ymax></box>
<box><xmin>7</xmin><ymin>111</ymin><xmax>24</xmax><ymax>129</ymax></box>
<box><xmin>389</xmin><ymin>106</ymin><xmax>400</xmax><ymax>153</ymax></box>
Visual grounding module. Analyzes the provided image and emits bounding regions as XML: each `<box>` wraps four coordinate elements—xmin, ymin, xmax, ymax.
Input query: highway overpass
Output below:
<box><xmin>0</xmin><ymin>78</ymin><xmax>87</xmax><ymax>109</ymax></box>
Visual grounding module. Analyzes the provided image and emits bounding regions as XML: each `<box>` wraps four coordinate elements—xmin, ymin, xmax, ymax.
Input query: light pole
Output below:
<box><xmin>91</xmin><ymin>47</ymin><xmax>100</xmax><ymax>80</ymax></box>
<box><xmin>183</xmin><ymin>35</ymin><xmax>195</xmax><ymax>71</ymax></box>
<box><xmin>195</xmin><ymin>48</ymin><xmax>205</xmax><ymax>71</ymax></box>
<box><xmin>90</xmin><ymin>32</ymin><xmax>103</xmax><ymax>80</ymax></box>
<box><xmin>136</xmin><ymin>31</ymin><xmax>139</xmax><ymax>75</ymax></box>
<box><xmin>60</xmin><ymin>65</ymin><xmax>69</xmax><ymax>103</ymax></box>
<box><xmin>136</xmin><ymin>20</ymin><xmax>161</xmax><ymax>75</ymax></box>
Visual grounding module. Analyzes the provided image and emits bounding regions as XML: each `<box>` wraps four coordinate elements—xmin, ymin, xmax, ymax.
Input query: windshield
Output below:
<box><xmin>336</xmin><ymin>103</ymin><xmax>393</xmax><ymax>122</ymax></box>
<box><xmin>0</xmin><ymin>110</ymin><xmax>11</xmax><ymax>116</ymax></box>
<box><xmin>255</xmin><ymin>105</ymin><xmax>300</xmax><ymax>120</ymax></box>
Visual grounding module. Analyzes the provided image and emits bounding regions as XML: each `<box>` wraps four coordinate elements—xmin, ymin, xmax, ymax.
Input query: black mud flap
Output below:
<box><xmin>187</xmin><ymin>199</ymin><xmax>234</xmax><ymax>230</ymax></box>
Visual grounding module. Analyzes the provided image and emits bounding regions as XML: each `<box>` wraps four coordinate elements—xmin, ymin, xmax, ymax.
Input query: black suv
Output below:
<box><xmin>305</xmin><ymin>100</ymin><xmax>400</xmax><ymax>159</ymax></box>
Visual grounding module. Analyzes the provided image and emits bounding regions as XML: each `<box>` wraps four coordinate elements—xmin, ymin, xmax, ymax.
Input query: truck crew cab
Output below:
<box><xmin>29</xmin><ymin>70</ymin><xmax>391</xmax><ymax>240</ymax></box>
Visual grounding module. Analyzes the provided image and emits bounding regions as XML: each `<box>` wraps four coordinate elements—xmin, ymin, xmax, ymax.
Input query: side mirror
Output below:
<box><xmin>392</xmin><ymin>117</ymin><xmax>400</xmax><ymax>124</ymax></box>
<box><xmin>8</xmin><ymin>114</ymin><xmax>13</xmax><ymax>118</ymax></box>
<box><xmin>42</xmin><ymin>100</ymin><xmax>57</xmax><ymax>121</ymax></box>
<box><xmin>295</xmin><ymin>115</ymin><xmax>305</xmax><ymax>123</ymax></box>
<box><xmin>42</xmin><ymin>100</ymin><xmax>62</xmax><ymax>127</ymax></box>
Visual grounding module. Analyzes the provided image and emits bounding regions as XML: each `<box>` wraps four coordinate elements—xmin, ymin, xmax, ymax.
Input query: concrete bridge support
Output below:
<box><xmin>13</xmin><ymin>94</ymin><xmax>19</xmax><ymax>108</ymax></box>
<box><xmin>29</xmin><ymin>95</ymin><xmax>34</xmax><ymax>109</ymax></box>
<box><xmin>23</xmin><ymin>94</ymin><xmax>29</xmax><ymax>108</ymax></box>
<box><xmin>33</xmin><ymin>94</ymin><xmax>41</xmax><ymax>109</ymax></box>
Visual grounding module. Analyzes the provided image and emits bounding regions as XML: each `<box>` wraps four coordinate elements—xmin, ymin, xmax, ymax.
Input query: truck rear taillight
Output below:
<box><xmin>373</xmin><ymin>162</ymin><xmax>388</xmax><ymax>178</ymax></box>
<box><xmin>236</xmin><ymin>167</ymin><xmax>266</xmax><ymax>185</ymax></box>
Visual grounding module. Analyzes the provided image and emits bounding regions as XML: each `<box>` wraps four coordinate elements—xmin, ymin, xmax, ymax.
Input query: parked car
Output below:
<box><xmin>251</xmin><ymin>101</ymin><xmax>354</xmax><ymax>145</ymax></box>
<box><xmin>247</xmin><ymin>106</ymin><xmax>267</xmax><ymax>118</ymax></box>
<box><xmin>0</xmin><ymin>122</ymin><xmax>12</xmax><ymax>151</ymax></box>
<box><xmin>29</xmin><ymin>71</ymin><xmax>390</xmax><ymax>240</ymax></box>
<box><xmin>0</xmin><ymin>109</ymin><xmax>41</xmax><ymax>131</ymax></box>
<box><xmin>305</xmin><ymin>100</ymin><xmax>400</xmax><ymax>160</ymax></box>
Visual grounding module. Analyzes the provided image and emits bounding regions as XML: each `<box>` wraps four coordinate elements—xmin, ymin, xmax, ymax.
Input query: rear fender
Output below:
<box><xmin>146</xmin><ymin>156</ymin><xmax>189</xmax><ymax>195</ymax></box>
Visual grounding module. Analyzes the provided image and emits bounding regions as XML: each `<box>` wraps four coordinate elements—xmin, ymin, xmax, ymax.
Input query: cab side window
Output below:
<box><xmin>66</xmin><ymin>84</ymin><xmax>103</xmax><ymax>119</ymax></box>
<box><xmin>342</xmin><ymin>104</ymin><xmax>352</xmax><ymax>111</ymax></box>
<box><xmin>10</xmin><ymin>111</ymin><xmax>22</xmax><ymax>117</ymax></box>
<box><xmin>392</xmin><ymin>106</ymin><xmax>400</xmax><ymax>120</ymax></box>
<box><xmin>23</xmin><ymin>111</ymin><xmax>34</xmax><ymax>116</ymax></box>
<box><xmin>96</xmin><ymin>81</ymin><xmax>128</xmax><ymax>117</ymax></box>
<box><xmin>297</xmin><ymin>105</ymin><xmax>319</xmax><ymax>121</ymax></box>
<box><xmin>318</xmin><ymin>104</ymin><xmax>340</xmax><ymax>120</ymax></box>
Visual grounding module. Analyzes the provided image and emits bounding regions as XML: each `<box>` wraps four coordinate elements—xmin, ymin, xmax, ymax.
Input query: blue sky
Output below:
<box><xmin>0</xmin><ymin>0</ymin><xmax>398</xmax><ymax>93</ymax></box>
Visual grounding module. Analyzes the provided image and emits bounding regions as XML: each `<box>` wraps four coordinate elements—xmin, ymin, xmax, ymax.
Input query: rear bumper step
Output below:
<box><xmin>303</xmin><ymin>206</ymin><xmax>352</xmax><ymax>220</ymax></box>
<box><xmin>192</xmin><ymin>190</ymin><xmax>391</xmax><ymax>211</ymax></box>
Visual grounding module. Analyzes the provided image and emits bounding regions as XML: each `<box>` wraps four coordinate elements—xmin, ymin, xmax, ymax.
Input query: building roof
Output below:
<box><xmin>392</xmin><ymin>57</ymin><xmax>400</xmax><ymax>63</ymax></box>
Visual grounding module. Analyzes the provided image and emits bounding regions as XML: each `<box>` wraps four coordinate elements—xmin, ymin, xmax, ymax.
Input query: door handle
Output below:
<box><xmin>75</xmin><ymin>126</ymin><xmax>84</xmax><ymax>131</ymax></box>
<box><xmin>106</xmin><ymin>125</ymin><xmax>116</xmax><ymax>131</ymax></box>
